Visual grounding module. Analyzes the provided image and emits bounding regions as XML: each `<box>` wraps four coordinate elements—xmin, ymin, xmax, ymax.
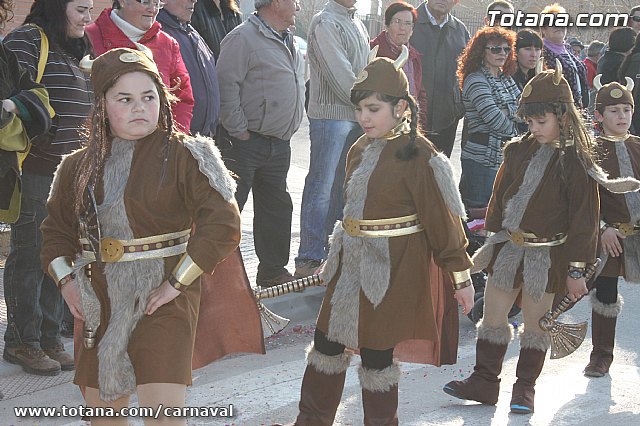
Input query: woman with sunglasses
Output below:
<box><xmin>85</xmin><ymin>0</ymin><xmax>194</xmax><ymax>132</ymax></box>
<box><xmin>370</xmin><ymin>1</ymin><xmax>427</xmax><ymax>129</ymax></box>
<box><xmin>457</xmin><ymin>26</ymin><xmax>520</xmax><ymax>210</ymax></box>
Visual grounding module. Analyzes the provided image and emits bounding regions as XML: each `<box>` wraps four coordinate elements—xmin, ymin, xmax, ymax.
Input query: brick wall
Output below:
<box><xmin>4</xmin><ymin>0</ymin><xmax>113</xmax><ymax>34</ymax></box>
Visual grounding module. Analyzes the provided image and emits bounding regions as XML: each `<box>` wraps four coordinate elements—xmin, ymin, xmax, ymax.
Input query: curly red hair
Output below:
<box><xmin>457</xmin><ymin>26</ymin><xmax>517</xmax><ymax>90</ymax></box>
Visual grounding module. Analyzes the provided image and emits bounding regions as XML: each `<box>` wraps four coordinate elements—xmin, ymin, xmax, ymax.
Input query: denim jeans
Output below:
<box><xmin>220</xmin><ymin>132</ymin><xmax>293</xmax><ymax>280</ymax></box>
<box><xmin>296</xmin><ymin>119</ymin><xmax>361</xmax><ymax>265</ymax></box>
<box><xmin>3</xmin><ymin>172</ymin><xmax>63</xmax><ymax>350</ymax></box>
<box><xmin>459</xmin><ymin>159</ymin><xmax>499</xmax><ymax>209</ymax></box>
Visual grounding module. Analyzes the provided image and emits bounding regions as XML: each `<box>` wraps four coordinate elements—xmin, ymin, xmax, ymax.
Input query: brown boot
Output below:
<box><xmin>443</xmin><ymin>322</ymin><xmax>512</xmax><ymax>405</ymax></box>
<box><xmin>295</xmin><ymin>344</ymin><xmax>351</xmax><ymax>426</ymax></box>
<box><xmin>3</xmin><ymin>345</ymin><xmax>61</xmax><ymax>376</ymax></box>
<box><xmin>359</xmin><ymin>363</ymin><xmax>401</xmax><ymax>426</ymax></box>
<box><xmin>584</xmin><ymin>294</ymin><xmax>622</xmax><ymax>378</ymax></box>
<box><xmin>510</xmin><ymin>331</ymin><xmax>549</xmax><ymax>414</ymax></box>
<box><xmin>44</xmin><ymin>343</ymin><xmax>75</xmax><ymax>371</ymax></box>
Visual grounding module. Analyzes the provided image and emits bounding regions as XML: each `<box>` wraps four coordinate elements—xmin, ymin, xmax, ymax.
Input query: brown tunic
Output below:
<box><xmin>484</xmin><ymin>137</ymin><xmax>600</xmax><ymax>293</ymax></box>
<box><xmin>41</xmin><ymin>130</ymin><xmax>243</xmax><ymax>388</ymax></box>
<box><xmin>596</xmin><ymin>134</ymin><xmax>640</xmax><ymax>277</ymax></box>
<box><xmin>316</xmin><ymin>134</ymin><xmax>472</xmax><ymax>357</ymax></box>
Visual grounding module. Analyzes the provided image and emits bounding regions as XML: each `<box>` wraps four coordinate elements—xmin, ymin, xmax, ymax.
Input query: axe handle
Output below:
<box><xmin>255</xmin><ymin>274</ymin><xmax>323</xmax><ymax>300</ymax></box>
<box><xmin>549</xmin><ymin>259</ymin><xmax>600</xmax><ymax>321</ymax></box>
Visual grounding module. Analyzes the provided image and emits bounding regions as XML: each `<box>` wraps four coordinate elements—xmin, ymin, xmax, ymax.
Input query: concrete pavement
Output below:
<box><xmin>1</xmin><ymin>118</ymin><xmax>639</xmax><ymax>424</ymax></box>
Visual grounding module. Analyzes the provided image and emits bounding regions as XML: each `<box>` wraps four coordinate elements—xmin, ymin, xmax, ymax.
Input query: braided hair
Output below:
<box><xmin>72</xmin><ymin>72</ymin><xmax>177</xmax><ymax>217</ymax></box>
<box><xmin>350</xmin><ymin>90</ymin><xmax>428</xmax><ymax>161</ymax></box>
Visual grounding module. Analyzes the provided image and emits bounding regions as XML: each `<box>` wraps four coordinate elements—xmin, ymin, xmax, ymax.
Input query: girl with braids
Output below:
<box><xmin>293</xmin><ymin>47</ymin><xmax>475</xmax><ymax>425</ymax></box>
<box><xmin>40</xmin><ymin>48</ymin><xmax>245</xmax><ymax>424</ymax></box>
<box><xmin>444</xmin><ymin>63</ymin><xmax>640</xmax><ymax>415</ymax></box>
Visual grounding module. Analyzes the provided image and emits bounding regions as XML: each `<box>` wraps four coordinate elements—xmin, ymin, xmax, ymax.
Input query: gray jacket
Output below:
<box><xmin>217</xmin><ymin>14</ymin><xmax>305</xmax><ymax>140</ymax></box>
<box><xmin>307</xmin><ymin>0</ymin><xmax>369</xmax><ymax>122</ymax></box>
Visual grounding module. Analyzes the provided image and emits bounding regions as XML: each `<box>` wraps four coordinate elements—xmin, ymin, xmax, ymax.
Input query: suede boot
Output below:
<box><xmin>584</xmin><ymin>294</ymin><xmax>622</xmax><ymax>377</ymax></box>
<box><xmin>510</xmin><ymin>331</ymin><xmax>549</xmax><ymax>414</ymax></box>
<box><xmin>359</xmin><ymin>363</ymin><xmax>401</xmax><ymax>426</ymax></box>
<box><xmin>295</xmin><ymin>344</ymin><xmax>351</xmax><ymax>426</ymax></box>
<box><xmin>443</xmin><ymin>323</ymin><xmax>512</xmax><ymax>405</ymax></box>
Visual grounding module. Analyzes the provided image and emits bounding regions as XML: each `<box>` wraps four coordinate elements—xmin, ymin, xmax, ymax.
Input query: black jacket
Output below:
<box><xmin>190</xmin><ymin>0</ymin><xmax>242</xmax><ymax>60</ymax></box>
<box><xmin>411</xmin><ymin>4</ymin><xmax>469</xmax><ymax>132</ymax></box>
<box><xmin>597</xmin><ymin>50</ymin><xmax>626</xmax><ymax>85</ymax></box>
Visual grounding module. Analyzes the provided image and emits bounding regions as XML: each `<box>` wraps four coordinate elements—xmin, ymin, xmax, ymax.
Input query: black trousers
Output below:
<box><xmin>314</xmin><ymin>329</ymin><xmax>393</xmax><ymax>370</ymax></box>
<box><xmin>428</xmin><ymin>120</ymin><xmax>459</xmax><ymax>158</ymax></box>
<box><xmin>593</xmin><ymin>275</ymin><xmax>618</xmax><ymax>304</ymax></box>
<box><xmin>220</xmin><ymin>131</ymin><xmax>293</xmax><ymax>280</ymax></box>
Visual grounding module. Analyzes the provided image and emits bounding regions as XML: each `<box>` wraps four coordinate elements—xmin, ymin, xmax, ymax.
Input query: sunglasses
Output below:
<box><xmin>485</xmin><ymin>46</ymin><xmax>512</xmax><ymax>54</ymax></box>
<box><xmin>632</xmin><ymin>15</ymin><xmax>640</xmax><ymax>22</ymax></box>
<box><xmin>135</xmin><ymin>0</ymin><xmax>165</xmax><ymax>9</ymax></box>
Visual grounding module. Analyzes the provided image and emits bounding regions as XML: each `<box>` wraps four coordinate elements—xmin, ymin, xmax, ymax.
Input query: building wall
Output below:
<box><xmin>5</xmin><ymin>0</ymin><xmax>113</xmax><ymax>34</ymax></box>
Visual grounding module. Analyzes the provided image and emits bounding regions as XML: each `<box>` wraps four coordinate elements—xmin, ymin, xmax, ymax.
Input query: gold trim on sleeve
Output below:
<box><xmin>170</xmin><ymin>253</ymin><xmax>204</xmax><ymax>290</ymax></box>
<box><xmin>569</xmin><ymin>261</ymin><xmax>587</xmax><ymax>268</ymax></box>
<box><xmin>451</xmin><ymin>269</ymin><xmax>471</xmax><ymax>284</ymax></box>
<box><xmin>48</xmin><ymin>256</ymin><xmax>74</xmax><ymax>286</ymax></box>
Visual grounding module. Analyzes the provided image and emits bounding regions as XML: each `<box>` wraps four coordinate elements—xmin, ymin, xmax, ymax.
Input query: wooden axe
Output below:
<box><xmin>254</xmin><ymin>275</ymin><xmax>323</xmax><ymax>336</ymax></box>
<box><xmin>538</xmin><ymin>259</ymin><xmax>601</xmax><ymax>359</ymax></box>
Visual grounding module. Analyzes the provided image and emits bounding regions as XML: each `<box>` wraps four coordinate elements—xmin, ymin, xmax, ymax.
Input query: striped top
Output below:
<box><xmin>461</xmin><ymin>69</ymin><xmax>520</xmax><ymax>169</ymax></box>
<box><xmin>4</xmin><ymin>25</ymin><xmax>93</xmax><ymax>176</ymax></box>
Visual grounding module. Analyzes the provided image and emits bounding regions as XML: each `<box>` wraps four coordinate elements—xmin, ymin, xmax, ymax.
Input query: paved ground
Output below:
<box><xmin>1</xmin><ymin>119</ymin><xmax>639</xmax><ymax>425</ymax></box>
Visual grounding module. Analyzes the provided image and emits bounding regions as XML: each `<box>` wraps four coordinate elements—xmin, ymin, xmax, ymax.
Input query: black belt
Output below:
<box><xmin>468</xmin><ymin>132</ymin><xmax>510</xmax><ymax>146</ymax></box>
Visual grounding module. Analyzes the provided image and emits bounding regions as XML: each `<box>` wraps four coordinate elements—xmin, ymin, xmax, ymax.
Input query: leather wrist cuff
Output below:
<box><xmin>600</xmin><ymin>220</ymin><xmax>609</xmax><ymax>232</ymax></box>
<box><xmin>170</xmin><ymin>254</ymin><xmax>203</xmax><ymax>291</ymax></box>
<box><xmin>568</xmin><ymin>261</ymin><xmax>587</xmax><ymax>269</ymax></box>
<box><xmin>48</xmin><ymin>256</ymin><xmax>74</xmax><ymax>287</ymax></box>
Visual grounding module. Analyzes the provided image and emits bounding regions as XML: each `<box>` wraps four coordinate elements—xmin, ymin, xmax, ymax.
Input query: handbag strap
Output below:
<box><xmin>28</xmin><ymin>24</ymin><xmax>49</xmax><ymax>83</ymax></box>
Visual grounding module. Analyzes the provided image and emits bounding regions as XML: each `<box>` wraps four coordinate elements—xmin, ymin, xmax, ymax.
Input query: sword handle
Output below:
<box><xmin>550</xmin><ymin>259</ymin><xmax>600</xmax><ymax>321</ymax></box>
<box><xmin>255</xmin><ymin>274</ymin><xmax>323</xmax><ymax>300</ymax></box>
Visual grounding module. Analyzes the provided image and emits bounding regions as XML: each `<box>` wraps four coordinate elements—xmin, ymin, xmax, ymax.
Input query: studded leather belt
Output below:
<box><xmin>342</xmin><ymin>214</ymin><xmax>424</xmax><ymax>238</ymax></box>
<box><xmin>507</xmin><ymin>230</ymin><xmax>567</xmax><ymax>247</ymax></box>
<box><xmin>80</xmin><ymin>229</ymin><xmax>191</xmax><ymax>263</ymax></box>
<box><xmin>610</xmin><ymin>222</ymin><xmax>640</xmax><ymax>236</ymax></box>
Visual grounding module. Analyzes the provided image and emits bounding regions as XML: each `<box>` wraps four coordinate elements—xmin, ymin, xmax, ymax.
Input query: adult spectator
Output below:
<box><xmin>567</xmin><ymin>36</ymin><xmax>584</xmax><ymax>58</ymax></box>
<box><xmin>513</xmin><ymin>29</ymin><xmax>542</xmax><ymax>133</ymax></box>
<box><xmin>540</xmin><ymin>3</ymin><xmax>588</xmax><ymax>107</ymax></box>
<box><xmin>411</xmin><ymin>0</ymin><xmax>470</xmax><ymax>157</ymax></box>
<box><xmin>86</xmin><ymin>0</ymin><xmax>194</xmax><ymax>132</ymax></box>
<box><xmin>619</xmin><ymin>32</ymin><xmax>640</xmax><ymax>132</ymax></box>
<box><xmin>217</xmin><ymin>0</ymin><xmax>305</xmax><ymax>287</ymax></box>
<box><xmin>157</xmin><ymin>0</ymin><xmax>219</xmax><ymax>137</ymax></box>
<box><xmin>457</xmin><ymin>26</ymin><xmax>520</xmax><ymax>209</ymax></box>
<box><xmin>294</xmin><ymin>0</ymin><xmax>369</xmax><ymax>278</ymax></box>
<box><xmin>597</xmin><ymin>27</ymin><xmax>636</xmax><ymax>85</ymax></box>
<box><xmin>370</xmin><ymin>2</ymin><xmax>427</xmax><ymax>128</ymax></box>
<box><xmin>584</xmin><ymin>40</ymin><xmax>605</xmax><ymax>89</ymax></box>
<box><xmin>484</xmin><ymin>0</ymin><xmax>513</xmax><ymax>28</ymax></box>
<box><xmin>2</xmin><ymin>0</ymin><xmax>93</xmax><ymax>376</ymax></box>
<box><xmin>629</xmin><ymin>5</ymin><xmax>640</xmax><ymax>33</ymax></box>
<box><xmin>190</xmin><ymin>0</ymin><xmax>242</xmax><ymax>60</ymax></box>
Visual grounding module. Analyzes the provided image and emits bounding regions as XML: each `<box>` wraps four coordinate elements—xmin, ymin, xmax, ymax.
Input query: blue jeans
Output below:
<box><xmin>3</xmin><ymin>172</ymin><xmax>63</xmax><ymax>350</ymax></box>
<box><xmin>459</xmin><ymin>159</ymin><xmax>498</xmax><ymax>209</ymax></box>
<box><xmin>296</xmin><ymin>119</ymin><xmax>361</xmax><ymax>265</ymax></box>
<box><xmin>220</xmin><ymin>131</ymin><xmax>293</xmax><ymax>280</ymax></box>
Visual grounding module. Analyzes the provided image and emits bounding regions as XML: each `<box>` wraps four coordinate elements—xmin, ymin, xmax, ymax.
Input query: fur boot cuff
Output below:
<box><xmin>358</xmin><ymin>362</ymin><xmax>401</xmax><ymax>393</ymax></box>
<box><xmin>477</xmin><ymin>321</ymin><xmax>514</xmax><ymax>345</ymax></box>
<box><xmin>306</xmin><ymin>344</ymin><xmax>352</xmax><ymax>375</ymax></box>
<box><xmin>591</xmin><ymin>291</ymin><xmax>624</xmax><ymax>318</ymax></box>
<box><xmin>519</xmin><ymin>329</ymin><xmax>551</xmax><ymax>351</ymax></box>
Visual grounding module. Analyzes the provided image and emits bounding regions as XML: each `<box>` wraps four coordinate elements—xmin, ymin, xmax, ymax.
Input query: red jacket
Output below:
<box><xmin>583</xmin><ymin>57</ymin><xmax>597</xmax><ymax>89</ymax></box>
<box><xmin>371</xmin><ymin>32</ymin><xmax>428</xmax><ymax>130</ymax></box>
<box><xmin>86</xmin><ymin>9</ymin><xmax>194</xmax><ymax>132</ymax></box>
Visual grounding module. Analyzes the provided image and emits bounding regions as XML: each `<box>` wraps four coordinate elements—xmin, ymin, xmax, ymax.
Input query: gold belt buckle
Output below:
<box><xmin>100</xmin><ymin>237</ymin><xmax>125</xmax><ymax>262</ymax></box>
<box><xmin>343</xmin><ymin>216</ymin><xmax>361</xmax><ymax>237</ymax></box>
<box><xmin>510</xmin><ymin>231</ymin><xmax>525</xmax><ymax>246</ymax></box>
<box><xmin>618</xmin><ymin>223</ymin><xmax>635</xmax><ymax>237</ymax></box>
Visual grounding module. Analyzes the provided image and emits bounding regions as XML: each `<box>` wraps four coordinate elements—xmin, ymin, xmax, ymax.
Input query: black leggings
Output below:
<box><xmin>593</xmin><ymin>275</ymin><xmax>618</xmax><ymax>304</ymax></box>
<box><xmin>314</xmin><ymin>330</ymin><xmax>394</xmax><ymax>371</ymax></box>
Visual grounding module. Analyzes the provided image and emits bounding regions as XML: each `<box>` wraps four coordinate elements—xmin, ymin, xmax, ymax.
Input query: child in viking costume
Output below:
<box><xmin>584</xmin><ymin>76</ymin><xmax>640</xmax><ymax>377</ymax></box>
<box><xmin>443</xmin><ymin>61</ymin><xmax>640</xmax><ymax>415</ymax></box>
<box><xmin>293</xmin><ymin>46</ymin><xmax>475</xmax><ymax>425</ymax></box>
<box><xmin>40</xmin><ymin>48</ymin><xmax>241</xmax><ymax>425</ymax></box>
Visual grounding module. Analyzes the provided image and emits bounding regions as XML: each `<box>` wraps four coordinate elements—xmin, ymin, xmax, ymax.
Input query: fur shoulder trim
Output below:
<box><xmin>48</xmin><ymin>147</ymin><xmax>86</xmax><ymax>202</ymax></box>
<box><xmin>181</xmin><ymin>135</ymin><xmax>237</xmax><ymax>202</ymax></box>
<box><xmin>429</xmin><ymin>153</ymin><xmax>467</xmax><ymax>220</ymax></box>
<box><xmin>588</xmin><ymin>164</ymin><xmax>640</xmax><ymax>194</ymax></box>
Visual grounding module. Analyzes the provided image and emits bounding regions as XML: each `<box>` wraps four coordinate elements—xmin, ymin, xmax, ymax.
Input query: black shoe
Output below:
<box><xmin>256</xmin><ymin>271</ymin><xmax>294</xmax><ymax>288</ymax></box>
<box><xmin>60</xmin><ymin>320</ymin><xmax>74</xmax><ymax>338</ymax></box>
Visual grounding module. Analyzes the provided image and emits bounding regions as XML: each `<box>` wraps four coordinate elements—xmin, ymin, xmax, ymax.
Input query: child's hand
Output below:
<box><xmin>565</xmin><ymin>276</ymin><xmax>588</xmax><ymax>302</ymax></box>
<box><xmin>454</xmin><ymin>283</ymin><xmax>475</xmax><ymax>315</ymax></box>
<box><xmin>145</xmin><ymin>281</ymin><xmax>181</xmax><ymax>315</ymax></box>
<box><xmin>600</xmin><ymin>227</ymin><xmax>625</xmax><ymax>257</ymax></box>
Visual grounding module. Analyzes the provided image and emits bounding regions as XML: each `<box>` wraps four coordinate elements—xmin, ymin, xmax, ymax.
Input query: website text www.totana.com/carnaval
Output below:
<box><xmin>488</xmin><ymin>11</ymin><xmax>630</xmax><ymax>28</ymax></box>
<box><xmin>13</xmin><ymin>404</ymin><xmax>234</xmax><ymax>419</ymax></box>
